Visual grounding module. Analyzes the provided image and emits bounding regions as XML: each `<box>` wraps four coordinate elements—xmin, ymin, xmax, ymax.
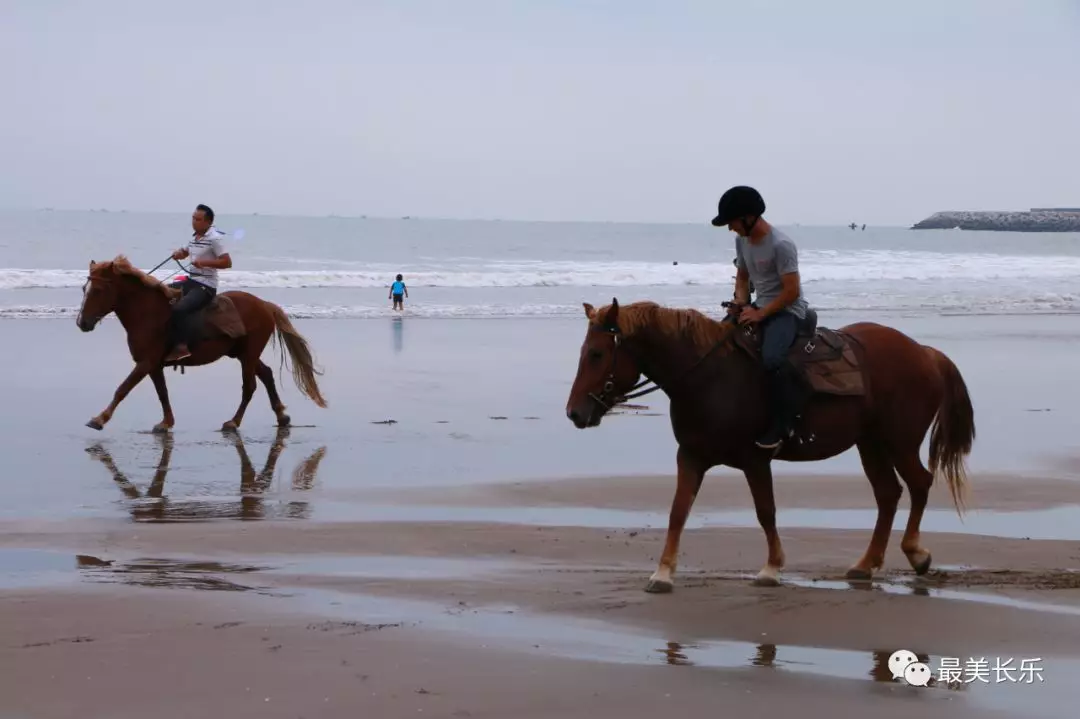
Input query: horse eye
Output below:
<box><xmin>588</xmin><ymin>349</ymin><xmax>603</xmax><ymax>362</ymax></box>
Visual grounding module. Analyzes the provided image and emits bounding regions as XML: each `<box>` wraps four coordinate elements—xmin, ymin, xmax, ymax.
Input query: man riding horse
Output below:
<box><xmin>165</xmin><ymin>203</ymin><xmax>232</xmax><ymax>363</ymax></box>
<box><xmin>712</xmin><ymin>185</ymin><xmax>810</xmax><ymax>450</ymax></box>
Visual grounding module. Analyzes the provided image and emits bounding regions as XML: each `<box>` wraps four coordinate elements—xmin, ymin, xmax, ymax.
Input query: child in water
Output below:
<box><xmin>389</xmin><ymin>274</ymin><xmax>408</xmax><ymax>311</ymax></box>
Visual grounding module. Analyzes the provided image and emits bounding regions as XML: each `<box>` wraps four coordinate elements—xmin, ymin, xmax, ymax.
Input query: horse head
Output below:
<box><xmin>77</xmin><ymin>260</ymin><xmax>121</xmax><ymax>331</ymax></box>
<box><xmin>565</xmin><ymin>297</ymin><xmax>645</xmax><ymax>428</ymax></box>
<box><xmin>565</xmin><ymin>298</ymin><xmax>740</xmax><ymax>429</ymax></box>
<box><xmin>77</xmin><ymin>256</ymin><xmax>179</xmax><ymax>332</ymax></box>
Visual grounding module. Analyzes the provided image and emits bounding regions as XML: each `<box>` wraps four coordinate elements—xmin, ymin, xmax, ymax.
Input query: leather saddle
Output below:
<box><xmin>167</xmin><ymin>285</ymin><xmax>247</xmax><ymax>342</ymax></box>
<box><xmin>730</xmin><ymin>307</ymin><xmax>866</xmax><ymax>397</ymax></box>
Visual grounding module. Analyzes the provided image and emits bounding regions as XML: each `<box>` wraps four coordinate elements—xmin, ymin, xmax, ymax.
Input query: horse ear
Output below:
<box><xmin>582</xmin><ymin>302</ymin><xmax>595</xmax><ymax>318</ymax></box>
<box><xmin>89</xmin><ymin>260</ymin><xmax>94</xmax><ymax>269</ymax></box>
<box><xmin>607</xmin><ymin>297</ymin><xmax>620</xmax><ymax>326</ymax></box>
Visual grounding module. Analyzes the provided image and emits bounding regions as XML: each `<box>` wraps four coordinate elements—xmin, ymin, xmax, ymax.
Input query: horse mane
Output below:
<box><xmin>93</xmin><ymin>255</ymin><xmax>180</xmax><ymax>299</ymax></box>
<box><xmin>591</xmin><ymin>301</ymin><xmax>736</xmax><ymax>354</ymax></box>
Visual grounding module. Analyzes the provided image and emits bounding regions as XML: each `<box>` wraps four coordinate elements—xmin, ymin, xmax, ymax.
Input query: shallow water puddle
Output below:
<box><xmin>305</xmin><ymin>503</ymin><xmax>1080</xmax><ymax>541</ymax></box>
<box><xmin>270</xmin><ymin>584</ymin><xmax>1077</xmax><ymax>713</ymax></box>
<box><xmin>0</xmin><ymin>548</ymin><xmax>83</xmax><ymax>589</ymax></box>
<box><xmin>0</xmin><ymin>549</ymin><xmax>527</xmax><ymax>592</ymax></box>
<box><xmin>4</xmin><ymin>547</ymin><xmax>1074</xmax><ymax>713</ymax></box>
<box><xmin>668</xmin><ymin>568</ymin><xmax>1080</xmax><ymax>615</ymax></box>
<box><xmin>262</xmin><ymin>554</ymin><xmax>528</xmax><ymax>580</ymax></box>
<box><xmin>76</xmin><ymin>556</ymin><xmax>275</xmax><ymax>593</ymax></box>
<box><xmin>784</xmin><ymin>574</ymin><xmax>1080</xmax><ymax>617</ymax></box>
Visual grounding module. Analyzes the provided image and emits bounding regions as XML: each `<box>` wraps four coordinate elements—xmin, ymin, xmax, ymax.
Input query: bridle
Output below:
<box><xmin>587</xmin><ymin>313</ymin><xmax>737</xmax><ymax>413</ymax></box>
<box><xmin>78</xmin><ymin>272</ymin><xmax>115</xmax><ymax>326</ymax></box>
<box><xmin>587</xmin><ymin>324</ymin><xmax>660</xmax><ymax>412</ymax></box>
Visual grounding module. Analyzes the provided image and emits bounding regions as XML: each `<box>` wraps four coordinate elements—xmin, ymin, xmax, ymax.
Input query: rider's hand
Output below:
<box><xmin>171</xmin><ymin>249</ymin><xmax>185</xmax><ymax>261</ymax></box>
<box><xmin>739</xmin><ymin>306</ymin><xmax>766</xmax><ymax>325</ymax></box>
<box><xmin>726</xmin><ymin>302</ymin><xmax>742</xmax><ymax>316</ymax></box>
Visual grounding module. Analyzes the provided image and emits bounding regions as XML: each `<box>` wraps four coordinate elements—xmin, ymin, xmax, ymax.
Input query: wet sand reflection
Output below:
<box><xmin>658</xmin><ymin>641</ymin><xmax>959</xmax><ymax>688</ymax></box>
<box><xmin>75</xmin><ymin>554</ymin><xmax>272</xmax><ymax>593</ymax></box>
<box><xmin>85</xmin><ymin>427</ymin><xmax>328</xmax><ymax>522</ymax></box>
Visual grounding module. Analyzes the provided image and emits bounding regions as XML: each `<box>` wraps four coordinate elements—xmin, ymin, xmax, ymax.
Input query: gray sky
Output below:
<box><xmin>2</xmin><ymin>0</ymin><xmax>1078</xmax><ymax>225</ymax></box>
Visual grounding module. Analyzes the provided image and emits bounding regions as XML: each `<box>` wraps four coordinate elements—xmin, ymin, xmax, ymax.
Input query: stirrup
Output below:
<box><xmin>165</xmin><ymin>346</ymin><xmax>191</xmax><ymax>363</ymax></box>
<box><xmin>755</xmin><ymin>430</ymin><xmax>785</xmax><ymax>450</ymax></box>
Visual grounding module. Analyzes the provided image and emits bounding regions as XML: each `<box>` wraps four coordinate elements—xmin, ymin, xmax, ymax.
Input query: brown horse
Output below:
<box><xmin>565</xmin><ymin>299</ymin><xmax>975</xmax><ymax>592</ymax></box>
<box><xmin>77</xmin><ymin>256</ymin><xmax>327</xmax><ymax>432</ymax></box>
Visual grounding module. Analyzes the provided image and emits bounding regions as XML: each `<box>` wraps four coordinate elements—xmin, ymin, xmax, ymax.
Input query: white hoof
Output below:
<box><xmin>845</xmin><ymin>566</ymin><xmax>875</xmax><ymax>581</ymax></box>
<box><xmin>907</xmin><ymin>549</ymin><xmax>932</xmax><ymax>576</ymax></box>
<box><xmin>645</xmin><ymin>569</ymin><xmax>674</xmax><ymax>593</ymax></box>
<box><xmin>753</xmin><ymin>565</ymin><xmax>782</xmax><ymax>587</ymax></box>
<box><xmin>645</xmin><ymin>578</ymin><xmax>674</xmax><ymax>594</ymax></box>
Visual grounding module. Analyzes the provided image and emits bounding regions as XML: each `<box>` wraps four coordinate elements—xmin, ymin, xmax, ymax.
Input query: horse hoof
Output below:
<box><xmin>753</xmin><ymin>567</ymin><xmax>782</xmax><ymax>587</ymax></box>
<box><xmin>86</xmin><ymin>419</ymin><xmax>103</xmax><ymax>431</ymax></box>
<box><xmin>277</xmin><ymin>414</ymin><xmax>291</xmax><ymax>427</ymax></box>
<box><xmin>152</xmin><ymin>423</ymin><xmax>172</xmax><ymax>434</ymax></box>
<box><xmin>911</xmin><ymin>551</ymin><xmax>933</xmax><ymax>576</ymax></box>
<box><xmin>845</xmin><ymin>567</ymin><xmax>874</xmax><ymax>581</ymax></box>
<box><xmin>221</xmin><ymin>421</ymin><xmax>239</xmax><ymax>433</ymax></box>
<box><xmin>644</xmin><ymin>579</ymin><xmax>674</xmax><ymax>594</ymax></box>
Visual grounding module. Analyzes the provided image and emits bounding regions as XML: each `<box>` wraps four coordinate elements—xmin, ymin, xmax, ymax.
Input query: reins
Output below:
<box><xmin>147</xmin><ymin>256</ymin><xmax>193</xmax><ymax>283</ymax></box>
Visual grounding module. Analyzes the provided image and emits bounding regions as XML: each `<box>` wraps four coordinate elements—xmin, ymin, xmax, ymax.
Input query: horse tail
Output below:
<box><xmin>926</xmin><ymin>346</ymin><xmax>975</xmax><ymax>517</ymax></box>
<box><xmin>267</xmin><ymin>302</ymin><xmax>328</xmax><ymax>409</ymax></box>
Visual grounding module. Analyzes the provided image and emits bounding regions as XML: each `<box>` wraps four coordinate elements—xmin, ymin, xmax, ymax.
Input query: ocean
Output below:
<box><xmin>1</xmin><ymin>209</ymin><xmax>1079</xmax><ymax>523</ymax></box>
<box><xmin>2</xmin><ymin>209</ymin><xmax>1079</xmax><ymax>321</ymax></box>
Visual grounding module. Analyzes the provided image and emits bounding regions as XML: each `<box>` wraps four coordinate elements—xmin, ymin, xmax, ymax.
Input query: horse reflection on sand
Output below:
<box><xmin>85</xmin><ymin>426</ymin><xmax>328</xmax><ymax>521</ymax></box>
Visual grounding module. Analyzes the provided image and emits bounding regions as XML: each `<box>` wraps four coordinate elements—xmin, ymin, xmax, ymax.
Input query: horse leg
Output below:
<box><xmin>255</xmin><ymin>360</ymin><xmax>291</xmax><ymax>427</ymax></box>
<box><xmin>743</xmin><ymin>461</ymin><xmax>786</xmax><ymax>586</ymax></box>
<box><xmin>86</xmin><ymin>361</ymin><xmax>152</xmax><ymax>430</ymax></box>
<box><xmin>893</xmin><ymin>450</ymin><xmax>934</xmax><ymax>575</ymax></box>
<box><xmin>645</xmin><ymin>449</ymin><xmax>705</xmax><ymax>593</ymax></box>
<box><xmin>149</xmin><ymin>368</ymin><xmax>175</xmax><ymax>433</ymax></box>
<box><xmin>222</xmin><ymin>357</ymin><xmax>257</xmax><ymax>432</ymax></box>
<box><xmin>847</xmin><ymin>441</ymin><xmax>903</xmax><ymax>580</ymax></box>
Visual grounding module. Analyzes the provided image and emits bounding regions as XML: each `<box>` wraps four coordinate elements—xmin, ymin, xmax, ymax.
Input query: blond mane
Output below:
<box><xmin>587</xmin><ymin>300</ymin><xmax>735</xmax><ymax>353</ymax></box>
<box><xmin>92</xmin><ymin>255</ymin><xmax>180</xmax><ymax>299</ymax></box>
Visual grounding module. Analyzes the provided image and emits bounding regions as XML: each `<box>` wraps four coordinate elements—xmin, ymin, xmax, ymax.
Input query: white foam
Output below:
<box><xmin>4</xmin><ymin>293</ymin><xmax>1080</xmax><ymax>321</ymax></box>
<box><xmin>4</xmin><ymin>251</ymin><xmax>1080</xmax><ymax>290</ymax></box>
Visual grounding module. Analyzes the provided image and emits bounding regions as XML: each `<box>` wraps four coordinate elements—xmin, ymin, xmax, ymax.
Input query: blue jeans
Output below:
<box><xmin>756</xmin><ymin>310</ymin><xmax>803</xmax><ymax>447</ymax></box>
<box><xmin>759</xmin><ymin>311</ymin><xmax>799</xmax><ymax>370</ymax></box>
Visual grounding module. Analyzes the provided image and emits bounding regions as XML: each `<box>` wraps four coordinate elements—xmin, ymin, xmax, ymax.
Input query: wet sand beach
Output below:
<box><xmin>2</xmin><ymin>315</ymin><xmax>1080</xmax><ymax>717</ymax></box>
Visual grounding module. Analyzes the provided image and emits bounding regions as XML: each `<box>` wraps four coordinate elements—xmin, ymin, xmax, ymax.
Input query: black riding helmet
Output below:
<box><xmin>711</xmin><ymin>186</ymin><xmax>766</xmax><ymax>228</ymax></box>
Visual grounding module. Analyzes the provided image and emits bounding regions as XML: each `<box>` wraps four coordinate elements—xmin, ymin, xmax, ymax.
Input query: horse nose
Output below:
<box><xmin>567</xmin><ymin>408</ymin><xmax>578</xmax><ymax>422</ymax></box>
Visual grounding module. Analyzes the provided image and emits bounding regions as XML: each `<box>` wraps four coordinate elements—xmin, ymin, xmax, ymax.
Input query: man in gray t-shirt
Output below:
<box><xmin>712</xmin><ymin>185</ymin><xmax>811</xmax><ymax>451</ymax></box>
<box><xmin>734</xmin><ymin>228</ymin><xmax>808</xmax><ymax>321</ymax></box>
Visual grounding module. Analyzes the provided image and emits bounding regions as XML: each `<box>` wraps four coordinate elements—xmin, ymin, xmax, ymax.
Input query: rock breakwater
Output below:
<box><xmin>912</xmin><ymin>209</ymin><xmax>1080</xmax><ymax>232</ymax></box>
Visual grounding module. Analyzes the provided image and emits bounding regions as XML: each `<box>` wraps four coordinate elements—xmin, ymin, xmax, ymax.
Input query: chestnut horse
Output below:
<box><xmin>565</xmin><ymin>299</ymin><xmax>975</xmax><ymax>592</ymax></box>
<box><xmin>77</xmin><ymin>256</ymin><xmax>327</xmax><ymax>432</ymax></box>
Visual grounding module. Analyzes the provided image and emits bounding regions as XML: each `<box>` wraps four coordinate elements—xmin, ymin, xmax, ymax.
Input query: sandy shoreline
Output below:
<box><xmin>4</xmin><ymin>469</ymin><xmax>1080</xmax><ymax>718</ymax></box>
<box><xmin>3</xmin><ymin>310</ymin><xmax>1080</xmax><ymax>718</ymax></box>
<box><xmin>356</xmin><ymin>468</ymin><xmax>1080</xmax><ymax>512</ymax></box>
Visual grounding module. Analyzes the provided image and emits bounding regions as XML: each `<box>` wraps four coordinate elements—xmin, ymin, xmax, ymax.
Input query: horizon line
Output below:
<box><xmin>3</xmin><ymin>206</ymin><xmax>912</xmax><ymax>228</ymax></box>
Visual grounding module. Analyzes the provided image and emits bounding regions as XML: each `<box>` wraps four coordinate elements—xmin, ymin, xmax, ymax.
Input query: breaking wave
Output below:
<box><xmin>4</xmin><ymin>251</ymin><xmax>1080</xmax><ymax>290</ymax></box>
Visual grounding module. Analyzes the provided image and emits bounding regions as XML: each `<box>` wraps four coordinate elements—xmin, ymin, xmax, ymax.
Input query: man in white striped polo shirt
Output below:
<box><xmin>165</xmin><ymin>203</ymin><xmax>232</xmax><ymax>363</ymax></box>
